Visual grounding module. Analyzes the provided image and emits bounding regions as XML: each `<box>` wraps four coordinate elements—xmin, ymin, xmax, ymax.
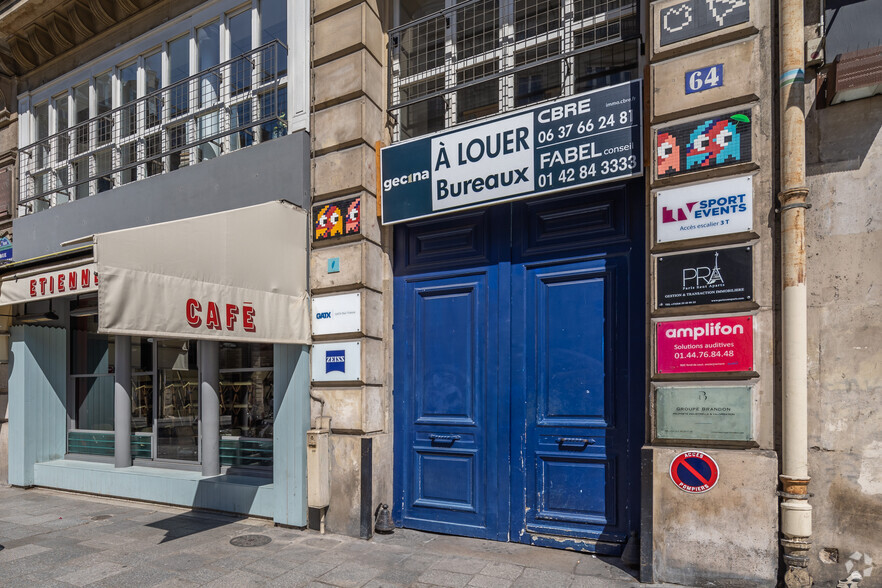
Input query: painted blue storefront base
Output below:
<box><xmin>8</xmin><ymin>325</ymin><xmax>310</xmax><ymax>527</ymax></box>
<box><xmin>33</xmin><ymin>460</ymin><xmax>275</xmax><ymax>517</ymax></box>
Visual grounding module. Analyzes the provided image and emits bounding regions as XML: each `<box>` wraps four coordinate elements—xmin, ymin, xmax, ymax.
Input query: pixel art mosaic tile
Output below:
<box><xmin>314</xmin><ymin>195</ymin><xmax>361</xmax><ymax>241</ymax></box>
<box><xmin>657</xmin><ymin>111</ymin><xmax>752</xmax><ymax>178</ymax></box>
<box><xmin>659</xmin><ymin>0</ymin><xmax>750</xmax><ymax>46</ymax></box>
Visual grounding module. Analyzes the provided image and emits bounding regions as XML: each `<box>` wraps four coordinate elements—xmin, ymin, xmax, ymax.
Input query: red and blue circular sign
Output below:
<box><xmin>670</xmin><ymin>451</ymin><xmax>719</xmax><ymax>493</ymax></box>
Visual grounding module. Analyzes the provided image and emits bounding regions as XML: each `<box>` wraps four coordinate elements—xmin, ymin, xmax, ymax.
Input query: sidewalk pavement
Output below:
<box><xmin>0</xmin><ymin>485</ymin><xmax>686</xmax><ymax>588</ymax></box>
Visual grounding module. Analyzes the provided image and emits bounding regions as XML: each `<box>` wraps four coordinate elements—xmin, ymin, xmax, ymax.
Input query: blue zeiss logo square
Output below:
<box><xmin>325</xmin><ymin>350</ymin><xmax>345</xmax><ymax>373</ymax></box>
<box><xmin>328</xmin><ymin>257</ymin><xmax>341</xmax><ymax>273</ymax></box>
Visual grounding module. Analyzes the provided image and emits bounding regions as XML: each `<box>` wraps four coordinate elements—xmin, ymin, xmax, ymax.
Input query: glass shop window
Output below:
<box><xmin>131</xmin><ymin>336</ymin><xmax>154</xmax><ymax>434</ymax></box>
<box><xmin>70</xmin><ymin>310</ymin><xmax>115</xmax><ymax>434</ymax></box>
<box><xmin>156</xmin><ymin>339</ymin><xmax>200</xmax><ymax>461</ymax></box>
<box><xmin>220</xmin><ymin>342</ymin><xmax>274</xmax><ymax>467</ymax></box>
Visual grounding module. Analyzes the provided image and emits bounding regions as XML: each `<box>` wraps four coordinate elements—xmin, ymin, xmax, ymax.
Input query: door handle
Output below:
<box><xmin>557</xmin><ymin>437</ymin><xmax>595</xmax><ymax>450</ymax></box>
<box><xmin>429</xmin><ymin>434</ymin><xmax>460</xmax><ymax>445</ymax></box>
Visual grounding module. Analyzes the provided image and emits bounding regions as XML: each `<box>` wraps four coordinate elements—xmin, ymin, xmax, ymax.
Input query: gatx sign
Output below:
<box><xmin>656</xmin><ymin>315</ymin><xmax>753</xmax><ymax>373</ymax></box>
<box><xmin>312</xmin><ymin>292</ymin><xmax>361</xmax><ymax>335</ymax></box>
<box><xmin>381</xmin><ymin>80</ymin><xmax>642</xmax><ymax>224</ymax></box>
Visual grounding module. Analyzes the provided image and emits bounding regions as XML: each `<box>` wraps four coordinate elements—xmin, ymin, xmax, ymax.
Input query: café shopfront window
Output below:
<box><xmin>67</xmin><ymin>299</ymin><xmax>273</xmax><ymax>469</ymax></box>
<box><xmin>220</xmin><ymin>342</ymin><xmax>274</xmax><ymax>467</ymax></box>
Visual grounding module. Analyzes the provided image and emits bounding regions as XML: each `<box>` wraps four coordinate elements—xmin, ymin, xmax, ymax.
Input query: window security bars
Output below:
<box><xmin>389</xmin><ymin>0</ymin><xmax>639</xmax><ymax>140</ymax></box>
<box><xmin>19</xmin><ymin>41</ymin><xmax>288</xmax><ymax>215</ymax></box>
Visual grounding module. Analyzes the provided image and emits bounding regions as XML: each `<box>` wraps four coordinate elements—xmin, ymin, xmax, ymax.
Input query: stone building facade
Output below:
<box><xmin>0</xmin><ymin>0</ymin><xmax>879</xmax><ymax>586</ymax></box>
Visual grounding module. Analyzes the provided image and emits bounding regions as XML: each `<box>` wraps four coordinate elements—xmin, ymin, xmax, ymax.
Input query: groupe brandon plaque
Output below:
<box><xmin>380</xmin><ymin>80</ymin><xmax>642</xmax><ymax>224</ymax></box>
<box><xmin>657</xmin><ymin>315</ymin><xmax>753</xmax><ymax>373</ymax></box>
<box><xmin>656</xmin><ymin>385</ymin><xmax>754</xmax><ymax>441</ymax></box>
<box><xmin>657</xmin><ymin>246</ymin><xmax>752</xmax><ymax>307</ymax></box>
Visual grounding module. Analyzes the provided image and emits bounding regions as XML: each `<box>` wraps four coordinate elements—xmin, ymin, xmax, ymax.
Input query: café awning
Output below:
<box><xmin>0</xmin><ymin>253</ymin><xmax>96</xmax><ymax>306</ymax></box>
<box><xmin>94</xmin><ymin>200</ymin><xmax>309</xmax><ymax>344</ymax></box>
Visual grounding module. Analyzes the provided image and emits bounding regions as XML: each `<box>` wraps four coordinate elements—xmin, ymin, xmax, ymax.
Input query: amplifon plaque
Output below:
<box><xmin>656</xmin><ymin>385</ymin><xmax>754</xmax><ymax>441</ymax></box>
<box><xmin>657</xmin><ymin>315</ymin><xmax>753</xmax><ymax>373</ymax></box>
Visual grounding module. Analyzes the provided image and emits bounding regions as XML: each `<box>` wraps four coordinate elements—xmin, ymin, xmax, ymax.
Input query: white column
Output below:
<box><xmin>200</xmin><ymin>340</ymin><xmax>220</xmax><ymax>476</ymax></box>
<box><xmin>114</xmin><ymin>335</ymin><xmax>132</xmax><ymax>468</ymax></box>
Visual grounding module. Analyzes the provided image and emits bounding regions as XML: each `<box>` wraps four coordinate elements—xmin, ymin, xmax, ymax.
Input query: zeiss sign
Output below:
<box><xmin>655</xmin><ymin>175</ymin><xmax>753</xmax><ymax>243</ymax></box>
<box><xmin>312</xmin><ymin>341</ymin><xmax>361</xmax><ymax>382</ymax></box>
<box><xmin>325</xmin><ymin>350</ymin><xmax>345</xmax><ymax>373</ymax></box>
<box><xmin>381</xmin><ymin>80</ymin><xmax>643</xmax><ymax>224</ymax></box>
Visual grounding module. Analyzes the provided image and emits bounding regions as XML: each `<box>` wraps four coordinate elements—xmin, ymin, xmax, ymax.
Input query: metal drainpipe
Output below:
<box><xmin>778</xmin><ymin>0</ymin><xmax>812</xmax><ymax>583</ymax></box>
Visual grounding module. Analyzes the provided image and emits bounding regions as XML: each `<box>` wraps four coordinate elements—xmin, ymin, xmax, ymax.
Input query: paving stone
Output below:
<box><xmin>55</xmin><ymin>561</ymin><xmax>130</xmax><ymax>586</ymax></box>
<box><xmin>511</xmin><ymin>567</ymin><xmax>576</xmax><ymax>588</ymax></box>
<box><xmin>156</xmin><ymin>551</ymin><xmax>217</xmax><ymax>572</ymax></box>
<box><xmin>480</xmin><ymin>561</ymin><xmax>524</xmax><ymax>580</ymax></box>
<box><xmin>302</xmin><ymin>537</ymin><xmax>343</xmax><ymax>549</ymax></box>
<box><xmin>417</xmin><ymin>568</ymin><xmax>474</xmax><ymax>588</ymax></box>
<box><xmin>0</xmin><ymin>542</ymin><xmax>51</xmax><ymax>562</ymax></box>
<box><xmin>469</xmin><ymin>574</ymin><xmax>514</xmax><ymax>588</ymax></box>
<box><xmin>201</xmin><ymin>569</ymin><xmax>269</xmax><ymax>587</ymax></box>
<box><xmin>266</xmin><ymin>572</ymin><xmax>316</xmax><ymax>588</ymax></box>
<box><xmin>432</xmin><ymin>556</ymin><xmax>489</xmax><ymax>574</ymax></box>
<box><xmin>0</xmin><ymin>574</ymin><xmax>78</xmax><ymax>588</ymax></box>
<box><xmin>374</xmin><ymin>566</ymin><xmax>424</xmax><ymax>585</ymax></box>
<box><xmin>570</xmin><ymin>575</ymin><xmax>632</xmax><ymax>587</ymax></box>
<box><xmin>206</xmin><ymin>551</ymin><xmax>265</xmax><ymax>571</ymax></box>
<box><xmin>183</xmin><ymin>566</ymin><xmax>230</xmax><ymax>584</ymax></box>
<box><xmin>153</xmin><ymin>579</ymin><xmax>201</xmax><ymax>588</ymax></box>
<box><xmin>0</xmin><ymin>487</ymin><xmax>698</xmax><ymax>588</ymax></box>
<box><xmin>398</xmin><ymin>553</ymin><xmax>443</xmax><ymax>571</ymax></box>
<box><xmin>296</xmin><ymin>557</ymin><xmax>343</xmax><ymax>577</ymax></box>
<box><xmin>241</xmin><ymin>555</ymin><xmax>301</xmax><ymax>579</ymax></box>
<box><xmin>317</xmin><ymin>561</ymin><xmax>382</xmax><ymax>588</ymax></box>
<box><xmin>273</xmin><ymin>544</ymin><xmax>326</xmax><ymax>564</ymax></box>
<box><xmin>361</xmin><ymin>580</ymin><xmax>407</xmax><ymax>588</ymax></box>
<box><xmin>90</xmin><ymin>565</ymin><xmax>180</xmax><ymax>587</ymax></box>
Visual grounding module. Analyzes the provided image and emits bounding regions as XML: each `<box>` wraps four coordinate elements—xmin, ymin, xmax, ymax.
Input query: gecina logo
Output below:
<box><xmin>383</xmin><ymin>170</ymin><xmax>430</xmax><ymax>192</ymax></box>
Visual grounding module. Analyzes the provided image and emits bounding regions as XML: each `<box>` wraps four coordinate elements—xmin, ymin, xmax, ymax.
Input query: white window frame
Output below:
<box><xmin>390</xmin><ymin>0</ymin><xmax>639</xmax><ymax>140</ymax></box>
<box><xmin>17</xmin><ymin>0</ymin><xmax>307</xmax><ymax>215</ymax></box>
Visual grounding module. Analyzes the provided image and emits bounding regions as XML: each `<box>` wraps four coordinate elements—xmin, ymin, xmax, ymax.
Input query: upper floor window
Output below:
<box><xmin>389</xmin><ymin>0</ymin><xmax>640</xmax><ymax>140</ymax></box>
<box><xmin>18</xmin><ymin>0</ymin><xmax>289</xmax><ymax>217</ymax></box>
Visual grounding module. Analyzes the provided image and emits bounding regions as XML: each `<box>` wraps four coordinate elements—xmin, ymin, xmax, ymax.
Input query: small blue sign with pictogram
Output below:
<box><xmin>670</xmin><ymin>451</ymin><xmax>720</xmax><ymax>493</ymax></box>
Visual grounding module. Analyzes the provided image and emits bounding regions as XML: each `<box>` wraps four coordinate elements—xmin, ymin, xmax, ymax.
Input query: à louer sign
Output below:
<box><xmin>381</xmin><ymin>80</ymin><xmax>643</xmax><ymax>224</ymax></box>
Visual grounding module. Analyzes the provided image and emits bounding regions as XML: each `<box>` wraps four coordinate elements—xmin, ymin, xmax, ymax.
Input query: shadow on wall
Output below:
<box><xmin>806</xmin><ymin>80</ymin><xmax>882</xmax><ymax>174</ymax></box>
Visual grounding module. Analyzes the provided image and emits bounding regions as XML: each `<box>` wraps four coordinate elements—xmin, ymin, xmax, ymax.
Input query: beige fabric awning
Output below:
<box><xmin>94</xmin><ymin>200</ymin><xmax>309</xmax><ymax>344</ymax></box>
<box><xmin>0</xmin><ymin>257</ymin><xmax>96</xmax><ymax>305</ymax></box>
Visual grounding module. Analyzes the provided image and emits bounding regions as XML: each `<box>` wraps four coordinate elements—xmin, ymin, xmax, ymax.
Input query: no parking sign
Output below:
<box><xmin>670</xmin><ymin>451</ymin><xmax>719</xmax><ymax>493</ymax></box>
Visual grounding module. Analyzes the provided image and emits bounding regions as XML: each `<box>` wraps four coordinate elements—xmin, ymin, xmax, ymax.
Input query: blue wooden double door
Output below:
<box><xmin>393</xmin><ymin>185</ymin><xmax>644</xmax><ymax>553</ymax></box>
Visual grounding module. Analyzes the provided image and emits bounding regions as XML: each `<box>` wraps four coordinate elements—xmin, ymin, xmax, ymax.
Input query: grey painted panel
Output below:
<box><xmin>825</xmin><ymin>0</ymin><xmax>882</xmax><ymax>58</ymax></box>
<box><xmin>14</xmin><ymin>131</ymin><xmax>310</xmax><ymax>261</ymax></box>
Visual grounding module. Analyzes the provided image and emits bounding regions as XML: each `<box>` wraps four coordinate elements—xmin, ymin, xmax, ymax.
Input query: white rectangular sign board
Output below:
<box><xmin>311</xmin><ymin>341</ymin><xmax>361</xmax><ymax>382</ymax></box>
<box><xmin>656</xmin><ymin>175</ymin><xmax>753</xmax><ymax>243</ymax></box>
<box><xmin>312</xmin><ymin>292</ymin><xmax>361</xmax><ymax>335</ymax></box>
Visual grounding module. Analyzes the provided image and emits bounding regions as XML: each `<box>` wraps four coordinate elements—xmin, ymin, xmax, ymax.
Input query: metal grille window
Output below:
<box><xmin>390</xmin><ymin>0</ymin><xmax>639</xmax><ymax>140</ymax></box>
<box><xmin>18</xmin><ymin>0</ymin><xmax>289</xmax><ymax>217</ymax></box>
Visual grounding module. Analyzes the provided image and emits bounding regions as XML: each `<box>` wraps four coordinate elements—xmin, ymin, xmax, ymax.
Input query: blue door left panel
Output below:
<box><xmin>394</xmin><ymin>268</ymin><xmax>508</xmax><ymax>540</ymax></box>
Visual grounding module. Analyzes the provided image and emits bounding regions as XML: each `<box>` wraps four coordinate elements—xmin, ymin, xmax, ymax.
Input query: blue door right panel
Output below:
<box><xmin>512</xmin><ymin>256</ymin><xmax>632</xmax><ymax>548</ymax></box>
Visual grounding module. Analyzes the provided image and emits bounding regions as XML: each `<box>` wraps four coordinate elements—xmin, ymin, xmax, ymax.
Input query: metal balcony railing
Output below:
<box><xmin>19</xmin><ymin>40</ymin><xmax>288</xmax><ymax>215</ymax></box>
<box><xmin>389</xmin><ymin>0</ymin><xmax>639</xmax><ymax>139</ymax></box>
